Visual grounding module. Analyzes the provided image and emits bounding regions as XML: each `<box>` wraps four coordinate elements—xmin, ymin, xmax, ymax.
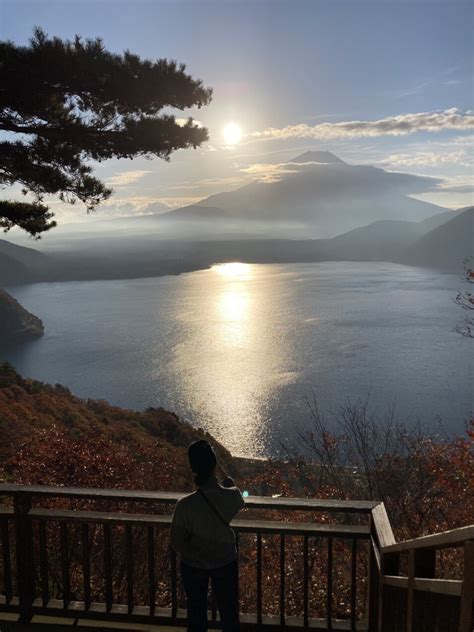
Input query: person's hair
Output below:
<box><xmin>188</xmin><ymin>440</ymin><xmax>217</xmax><ymax>486</ymax></box>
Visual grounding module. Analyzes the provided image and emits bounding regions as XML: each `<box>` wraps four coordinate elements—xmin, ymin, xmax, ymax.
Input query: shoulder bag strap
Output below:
<box><xmin>197</xmin><ymin>488</ymin><xmax>230</xmax><ymax>527</ymax></box>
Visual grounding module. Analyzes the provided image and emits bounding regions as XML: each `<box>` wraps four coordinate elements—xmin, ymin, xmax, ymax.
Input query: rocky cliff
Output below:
<box><xmin>0</xmin><ymin>289</ymin><xmax>44</xmax><ymax>342</ymax></box>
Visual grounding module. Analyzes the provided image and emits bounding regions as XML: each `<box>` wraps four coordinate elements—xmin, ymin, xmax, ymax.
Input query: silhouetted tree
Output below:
<box><xmin>454</xmin><ymin>259</ymin><xmax>474</xmax><ymax>337</ymax></box>
<box><xmin>0</xmin><ymin>28</ymin><xmax>212</xmax><ymax>237</ymax></box>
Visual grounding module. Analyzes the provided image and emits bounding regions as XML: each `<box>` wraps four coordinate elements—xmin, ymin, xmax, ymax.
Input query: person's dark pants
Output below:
<box><xmin>181</xmin><ymin>559</ymin><xmax>239</xmax><ymax>632</ymax></box>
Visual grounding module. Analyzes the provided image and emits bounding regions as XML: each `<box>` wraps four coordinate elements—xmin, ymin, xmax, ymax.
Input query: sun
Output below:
<box><xmin>223</xmin><ymin>122</ymin><xmax>243</xmax><ymax>145</ymax></box>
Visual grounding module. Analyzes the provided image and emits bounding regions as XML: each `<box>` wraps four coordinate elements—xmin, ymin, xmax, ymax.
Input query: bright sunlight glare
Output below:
<box><xmin>213</xmin><ymin>262</ymin><xmax>252</xmax><ymax>278</ymax></box>
<box><xmin>223</xmin><ymin>122</ymin><xmax>243</xmax><ymax>145</ymax></box>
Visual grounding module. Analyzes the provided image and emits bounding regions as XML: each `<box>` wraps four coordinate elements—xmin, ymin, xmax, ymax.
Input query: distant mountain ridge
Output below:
<box><xmin>0</xmin><ymin>239</ymin><xmax>51</xmax><ymax>285</ymax></box>
<box><xmin>160</xmin><ymin>204</ymin><xmax>229</xmax><ymax>221</ymax></box>
<box><xmin>165</xmin><ymin>150</ymin><xmax>445</xmax><ymax>237</ymax></box>
<box><xmin>287</xmin><ymin>150</ymin><xmax>346</xmax><ymax>164</ymax></box>
<box><xmin>403</xmin><ymin>206</ymin><xmax>473</xmax><ymax>270</ymax></box>
<box><xmin>0</xmin><ymin>206</ymin><xmax>469</xmax><ymax>288</ymax></box>
<box><xmin>0</xmin><ymin>239</ymin><xmax>48</xmax><ymax>266</ymax></box>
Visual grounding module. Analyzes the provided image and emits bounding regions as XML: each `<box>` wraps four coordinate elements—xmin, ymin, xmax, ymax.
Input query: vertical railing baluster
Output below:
<box><xmin>211</xmin><ymin>526</ymin><xmax>218</xmax><ymax>620</ymax></box>
<box><xmin>60</xmin><ymin>522</ymin><xmax>70</xmax><ymax>609</ymax></box>
<box><xmin>103</xmin><ymin>524</ymin><xmax>113</xmax><ymax>612</ymax></box>
<box><xmin>39</xmin><ymin>521</ymin><xmax>49</xmax><ymax>607</ymax></box>
<box><xmin>1</xmin><ymin>519</ymin><xmax>13</xmax><ymax>605</ymax></box>
<box><xmin>171</xmin><ymin>548</ymin><xmax>177</xmax><ymax>618</ymax></box>
<box><xmin>351</xmin><ymin>538</ymin><xmax>357</xmax><ymax>630</ymax></box>
<box><xmin>303</xmin><ymin>534</ymin><xmax>309</xmax><ymax>629</ymax></box>
<box><xmin>327</xmin><ymin>536</ymin><xmax>333</xmax><ymax>630</ymax></box>
<box><xmin>82</xmin><ymin>523</ymin><xmax>91</xmax><ymax>611</ymax></box>
<box><xmin>280</xmin><ymin>534</ymin><xmax>285</xmax><ymax>627</ymax></box>
<box><xmin>147</xmin><ymin>526</ymin><xmax>155</xmax><ymax>616</ymax></box>
<box><xmin>236</xmin><ymin>530</ymin><xmax>240</xmax><ymax>605</ymax></box>
<box><xmin>125</xmin><ymin>525</ymin><xmax>134</xmax><ymax>615</ymax></box>
<box><xmin>257</xmin><ymin>532</ymin><xmax>262</xmax><ymax>625</ymax></box>
<box><xmin>14</xmin><ymin>492</ymin><xmax>34</xmax><ymax>622</ymax></box>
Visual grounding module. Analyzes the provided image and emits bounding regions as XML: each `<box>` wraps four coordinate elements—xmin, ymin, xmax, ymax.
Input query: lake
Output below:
<box><xmin>3</xmin><ymin>262</ymin><xmax>472</xmax><ymax>457</ymax></box>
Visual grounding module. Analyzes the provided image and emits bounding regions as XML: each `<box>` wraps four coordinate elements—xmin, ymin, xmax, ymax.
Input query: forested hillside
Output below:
<box><xmin>0</xmin><ymin>362</ymin><xmax>471</xmax><ymax>542</ymax></box>
<box><xmin>0</xmin><ymin>363</ymin><xmax>235</xmax><ymax>491</ymax></box>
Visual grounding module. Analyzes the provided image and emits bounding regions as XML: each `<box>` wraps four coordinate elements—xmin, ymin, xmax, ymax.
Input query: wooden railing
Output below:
<box><xmin>379</xmin><ymin>526</ymin><xmax>474</xmax><ymax>632</ymax></box>
<box><xmin>0</xmin><ymin>483</ymin><xmax>472</xmax><ymax>632</ymax></box>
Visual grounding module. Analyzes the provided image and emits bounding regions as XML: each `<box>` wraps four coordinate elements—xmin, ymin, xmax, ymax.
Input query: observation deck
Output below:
<box><xmin>0</xmin><ymin>484</ymin><xmax>472</xmax><ymax>632</ymax></box>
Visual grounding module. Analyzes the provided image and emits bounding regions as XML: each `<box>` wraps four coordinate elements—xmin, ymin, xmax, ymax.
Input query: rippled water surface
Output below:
<box><xmin>4</xmin><ymin>262</ymin><xmax>472</xmax><ymax>456</ymax></box>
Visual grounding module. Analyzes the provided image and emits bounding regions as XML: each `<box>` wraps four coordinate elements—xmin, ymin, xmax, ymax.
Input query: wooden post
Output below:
<box><xmin>147</xmin><ymin>526</ymin><xmax>155</xmax><ymax>617</ymax></box>
<box><xmin>377</xmin><ymin>550</ymin><xmax>399</xmax><ymax>632</ymax></box>
<box><xmin>350</xmin><ymin>538</ymin><xmax>357</xmax><ymax>631</ymax></box>
<box><xmin>82</xmin><ymin>523</ymin><xmax>91</xmax><ymax>611</ymax></box>
<box><xmin>303</xmin><ymin>534</ymin><xmax>308</xmax><ymax>629</ymax></box>
<box><xmin>370</xmin><ymin>503</ymin><xmax>396</xmax><ymax>632</ymax></box>
<box><xmin>458</xmin><ymin>540</ymin><xmax>474</xmax><ymax>632</ymax></box>
<box><xmin>406</xmin><ymin>549</ymin><xmax>435</xmax><ymax>632</ymax></box>
<box><xmin>405</xmin><ymin>550</ymin><xmax>415</xmax><ymax>632</ymax></box>
<box><xmin>280</xmin><ymin>534</ymin><xmax>286</xmax><ymax>627</ymax></box>
<box><xmin>257</xmin><ymin>532</ymin><xmax>263</xmax><ymax>625</ymax></box>
<box><xmin>14</xmin><ymin>492</ymin><xmax>34</xmax><ymax>622</ymax></box>
<box><xmin>369</xmin><ymin>542</ymin><xmax>398</xmax><ymax>632</ymax></box>
<box><xmin>327</xmin><ymin>536</ymin><xmax>333</xmax><ymax>630</ymax></box>
<box><xmin>1</xmin><ymin>519</ymin><xmax>13</xmax><ymax>604</ymax></box>
<box><xmin>368</xmin><ymin>537</ymin><xmax>380</xmax><ymax>632</ymax></box>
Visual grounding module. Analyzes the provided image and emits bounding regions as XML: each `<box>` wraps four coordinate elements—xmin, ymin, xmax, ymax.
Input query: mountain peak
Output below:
<box><xmin>290</xmin><ymin>150</ymin><xmax>345</xmax><ymax>165</ymax></box>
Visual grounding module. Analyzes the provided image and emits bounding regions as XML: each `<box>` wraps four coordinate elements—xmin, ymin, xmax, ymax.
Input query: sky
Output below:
<box><xmin>1</xmin><ymin>0</ymin><xmax>473</xmax><ymax>223</ymax></box>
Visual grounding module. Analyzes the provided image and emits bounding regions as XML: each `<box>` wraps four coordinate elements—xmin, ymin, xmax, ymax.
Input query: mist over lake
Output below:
<box><xmin>3</xmin><ymin>262</ymin><xmax>472</xmax><ymax>457</ymax></box>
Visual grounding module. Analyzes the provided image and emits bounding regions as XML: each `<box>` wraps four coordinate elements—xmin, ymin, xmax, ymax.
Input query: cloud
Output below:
<box><xmin>394</xmin><ymin>81</ymin><xmax>432</xmax><ymax>99</ymax></box>
<box><xmin>240</xmin><ymin>161</ymin><xmax>322</xmax><ymax>183</ymax></box>
<box><xmin>169</xmin><ymin>176</ymin><xmax>246</xmax><ymax>190</ymax></box>
<box><xmin>147</xmin><ymin>197</ymin><xmax>202</xmax><ymax>209</ymax></box>
<box><xmin>392</xmin><ymin>78</ymin><xmax>463</xmax><ymax>99</ymax></box>
<box><xmin>412</xmin><ymin>177</ymin><xmax>474</xmax><ymax>208</ymax></box>
<box><xmin>106</xmin><ymin>170</ymin><xmax>152</xmax><ymax>187</ymax></box>
<box><xmin>435</xmin><ymin>177</ymin><xmax>474</xmax><ymax>194</ymax></box>
<box><xmin>239</xmin><ymin>159</ymin><xmax>444</xmax><ymax>190</ymax></box>
<box><xmin>99</xmin><ymin>195</ymin><xmax>203</xmax><ymax>216</ymax></box>
<box><xmin>444</xmin><ymin>134</ymin><xmax>474</xmax><ymax>147</ymax></box>
<box><xmin>250</xmin><ymin>108</ymin><xmax>474</xmax><ymax>142</ymax></box>
<box><xmin>380</xmin><ymin>150</ymin><xmax>473</xmax><ymax>168</ymax></box>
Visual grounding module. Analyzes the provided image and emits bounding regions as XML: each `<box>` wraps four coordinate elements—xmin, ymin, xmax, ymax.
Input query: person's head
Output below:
<box><xmin>188</xmin><ymin>439</ymin><xmax>218</xmax><ymax>486</ymax></box>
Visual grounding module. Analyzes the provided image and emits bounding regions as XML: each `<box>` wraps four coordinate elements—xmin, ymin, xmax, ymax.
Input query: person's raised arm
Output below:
<box><xmin>221</xmin><ymin>477</ymin><xmax>245</xmax><ymax>515</ymax></box>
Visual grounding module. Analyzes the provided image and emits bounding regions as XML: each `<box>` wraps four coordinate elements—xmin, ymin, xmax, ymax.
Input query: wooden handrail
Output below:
<box><xmin>0</xmin><ymin>483</ymin><xmax>378</xmax><ymax>513</ymax></box>
<box><xmin>383</xmin><ymin>576</ymin><xmax>463</xmax><ymax>597</ymax></box>
<box><xmin>370</xmin><ymin>503</ymin><xmax>395</xmax><ymax>549</ymax></box>
<box><xmin>26</xmin><ymin>507</ymin><xmax>372</xmax><ymax>537</ymax></box>
<box><xmin>382</xmin><ymin>525</ymin><xmax>474</xmax><ymax>553</ymax></box>
<box><xmin>378</xmin><ymin>525</ymin><xmax>474</xmax><ymax>632</ymax></box>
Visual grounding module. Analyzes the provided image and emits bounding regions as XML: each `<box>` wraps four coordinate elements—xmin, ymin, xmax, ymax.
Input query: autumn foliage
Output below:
<box><xmin>0</xmin><ymin>362</ymin><xmax>472</xmax><ymax>620</ymax></box>
<box><xmin>0</xmin><ymin>362</ymin><xmax>235</xmax><ymax>490</ymax></box>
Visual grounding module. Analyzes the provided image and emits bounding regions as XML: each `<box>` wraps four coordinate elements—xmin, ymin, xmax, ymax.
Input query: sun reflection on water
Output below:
<box><xmin>212</xmin><ymin>262</ymin><xmax>253</xmax><ymax>279</ymax></box>
<box><xmin>171</xmin><ymin>263</ymin><xmax>290</xmax><ymax>455</ymax></box>
<box><xmin>219</xmin><ymin>288</ymin><xmax>248</xmax><ymax>321</ymax></box>
<box><xmin>216</xmin><ymin>263</ymin><xmax>251</xmax><ymax>346</ymax></box>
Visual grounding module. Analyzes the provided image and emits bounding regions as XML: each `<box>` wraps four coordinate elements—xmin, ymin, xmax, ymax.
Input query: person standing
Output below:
<box><xmin>170</xmin><ymin>439</ymin><xmax>245</xmax><ymax>632</ymax></box>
